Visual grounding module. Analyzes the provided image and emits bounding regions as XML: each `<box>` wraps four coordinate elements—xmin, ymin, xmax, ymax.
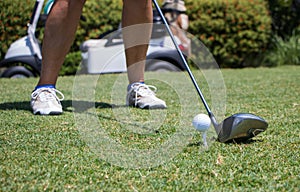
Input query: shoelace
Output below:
<box><xmin>130</xmin><ymin>83</ymin><xmax>157</xmax><ymax>106</ymax></box>
<box><xmin>31</xmin><ymin>88</ymin><xmax>65</xmax><ymax>101</ymax></box>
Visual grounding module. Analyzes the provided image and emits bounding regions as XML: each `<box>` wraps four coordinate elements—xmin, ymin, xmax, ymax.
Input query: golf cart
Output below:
<box><xmin>80</xmin><ymin>9</ymin><xmax>188</xmax><ymax>74</ymax></box>
<box><xmin>0</xmin><ymin>0</ymin><xmax>47</xmax><ymax>78</ymax></box>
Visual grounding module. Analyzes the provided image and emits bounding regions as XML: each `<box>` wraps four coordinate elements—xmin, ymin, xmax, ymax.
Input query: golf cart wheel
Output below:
<box><xmin>146</xmin><ymin>60</ymin><xmax>181</xmax><ymax>72</ymax></box>
<box><xmin>1</xmin><ymin>66</ymin><xmax>34</xmax><ymax>78</ymax></box>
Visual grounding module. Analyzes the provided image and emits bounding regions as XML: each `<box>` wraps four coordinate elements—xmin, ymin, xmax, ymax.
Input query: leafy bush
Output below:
<box><xmin>185</xmin><ymin>0</ymin><xmax>272</xmax><ymax>68</ymax></box>
<box><xmin>268</xmin><ymin>0</ymin><xmax>300</xmax><ymax>38</ymax></box>
<box><xmin>59</xmin><ymin>51</ymin><xmax>82</xmax><ymax>76</ymax></box>
<box><xmin>0</xmin><ymin>0</ymin><xmax>34</xmax><ymax>59</ymax></box>
<box><xmin>262</xmin><ymin>31</ymin><xmax>300</xmax><ymax>66</ymax></box>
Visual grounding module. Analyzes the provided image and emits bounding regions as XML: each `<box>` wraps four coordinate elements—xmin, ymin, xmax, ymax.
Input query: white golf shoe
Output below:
<box><xmin>31</xmin><ymin>88</ymin><xmax>64</xmax><ymax>115</ymax></box>
<box><xmin>126</xmin><ymin>83</ymin><xmax>167</xmax><ymax>109</ymax></box>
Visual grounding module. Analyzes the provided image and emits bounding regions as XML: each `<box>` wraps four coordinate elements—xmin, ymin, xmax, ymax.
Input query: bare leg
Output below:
<box><xmin>122</xmin><ymin>0</ymin><xmax>153</xmax><ymax>84</ymax></box>
<box><xmin>122</xmin><ymin>1</ymin><xmax>166</xmax><ymax>109</ymax></box>
<box><xmin>37</xmin><ymin>0</ymin><xmax>86</xmax><ymax>86</ymax></box>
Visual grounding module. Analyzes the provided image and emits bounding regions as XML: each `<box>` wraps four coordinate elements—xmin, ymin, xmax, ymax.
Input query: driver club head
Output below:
<box><xmin>217</xmin><ymin>113</ymin><xmax>268</xmax><ymax>143</ymax></box>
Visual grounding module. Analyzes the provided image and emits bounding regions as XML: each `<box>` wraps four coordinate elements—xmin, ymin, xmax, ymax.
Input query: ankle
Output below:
<box><xmin>34</xmin><ymin>84</ymin><xmax>56</xmax><ymax>91</ymax></box>
<box><xmin>127</xmin><ymin>82</ymin><xmax>144</xmax><ymax>91</ymax></box>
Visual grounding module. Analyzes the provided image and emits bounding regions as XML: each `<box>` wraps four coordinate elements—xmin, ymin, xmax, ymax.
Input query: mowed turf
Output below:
<box><xmin>0</xmin><ymin>66</ymin><xmax>299</xmax><ymax>191</ymax></box>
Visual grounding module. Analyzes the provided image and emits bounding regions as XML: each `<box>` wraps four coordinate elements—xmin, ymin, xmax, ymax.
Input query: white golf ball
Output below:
<box><xmin>192</xmin><ymin>114</ymin><xmax>211</xmax><ymax>132</ymax></box>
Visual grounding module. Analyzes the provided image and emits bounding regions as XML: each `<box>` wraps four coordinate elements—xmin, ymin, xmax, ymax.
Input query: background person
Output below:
<box><xmin>162</xmin><ymin>0</ymin><xmax>191</xmax><ymax>56</ymax></box>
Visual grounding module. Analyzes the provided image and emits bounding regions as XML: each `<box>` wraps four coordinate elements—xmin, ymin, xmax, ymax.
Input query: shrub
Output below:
<box><xmin>262</xmin><ymin>31</ymin><xmax>300</xmax><ymax>66</ymax></box>
<box><xmin>268</xmin><ymin>0</ymin><xmax>300</xmax><ymax>39</ymax></box>
<box><xmin>185</xmin><ymin>0</ymin><xmax>272</xmax><ymax>68</ymax></box>
<box><xmin>0</xmin><ymin>0</ymin><xmax>34</xmax><ymax>59</ymax></box>
<box><xmin>60</xmin><ymin>51</ymin><xmax>82</xmax><ymax>76</ymax></box>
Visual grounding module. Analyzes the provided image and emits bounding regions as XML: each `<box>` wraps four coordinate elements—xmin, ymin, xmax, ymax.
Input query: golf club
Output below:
<box><xmin>152</xmin><ymin>0</ymin><xmax>268</xmax><ymax>143</ymax></box>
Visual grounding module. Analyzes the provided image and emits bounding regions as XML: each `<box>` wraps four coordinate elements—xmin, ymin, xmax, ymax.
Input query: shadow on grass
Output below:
<box><xmin>63</xmin><ymin>100</ymin><xmax>118</xmax><ymax>113</ymax></box>
<box><xmin>227</xmin><ymin>138</ymin><xmax>265</xmax><ymax>144</ymax></box>
<box><xmin>0</xmin><ymin>101</ymin><xmax>31</xmax><ymax>112</ymax></box>
<box><xmin>0</xmin><ymin>100</ymin><xmax>118</xmax><ymax>113</ymax></box>
<box><xmin>188</xmin><ymin>138</ymin><xmax>264</xmax><ymax>147</ymax></box>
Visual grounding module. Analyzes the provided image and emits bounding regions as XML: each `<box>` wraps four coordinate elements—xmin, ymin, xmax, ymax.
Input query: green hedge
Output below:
<box><xmin>0</xmin><ymin>0</ymin><xmax>34</xmax><ymax>59</ymax></box>
<box><xmin>268</xmin><ymin>0</ymin><xmax>300</xmax><ymax>38</ymax></box>
<box><xmin>1</xmin><ymin>0</ymin><xmax>272</xmax><ymax>73</ymax></box>
<box><xmin>262</xmin><ymin>32</ymin><xmax>300</xmax><ymax>66</ymax></box>
<box><xmin>186</xmin><ymin>0</ymin><xmax>272</xmax><ymax>68</ymax></box>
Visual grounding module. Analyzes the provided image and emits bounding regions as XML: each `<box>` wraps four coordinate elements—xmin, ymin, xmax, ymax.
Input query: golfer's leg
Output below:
<box><xmin>123</xmin><ymin>1</ymin><xmax>166</xmax><ymax>109</ymax></box>
<box><xmin>122</xmin><ymin>0</ymin><xmax>153</xmax><ymax>84</ymax></box>
<box><xmin>37</xmin><ymin>0</ymin><xmax>86</xmax><ymax>86</ymax></box>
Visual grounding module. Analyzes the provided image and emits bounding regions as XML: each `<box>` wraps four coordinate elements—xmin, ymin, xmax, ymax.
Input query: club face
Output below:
<box><xmin>217</xmin><ymin>113</ymin><xmax>268</xmax><ymax>143</ymax></box>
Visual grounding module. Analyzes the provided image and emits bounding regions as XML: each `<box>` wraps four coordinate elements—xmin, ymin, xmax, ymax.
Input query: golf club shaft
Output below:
<box><xmin>152</xmin><ymin>0</ymin><xmax>218</xmax><ymax>126</ymax></box>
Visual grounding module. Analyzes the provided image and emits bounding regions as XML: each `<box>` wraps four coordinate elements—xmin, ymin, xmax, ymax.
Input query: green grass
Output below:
<box><xmin>0</xmin><ymin>66</ymin><xmax>299</xmax><ymax>191</ymax></box>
